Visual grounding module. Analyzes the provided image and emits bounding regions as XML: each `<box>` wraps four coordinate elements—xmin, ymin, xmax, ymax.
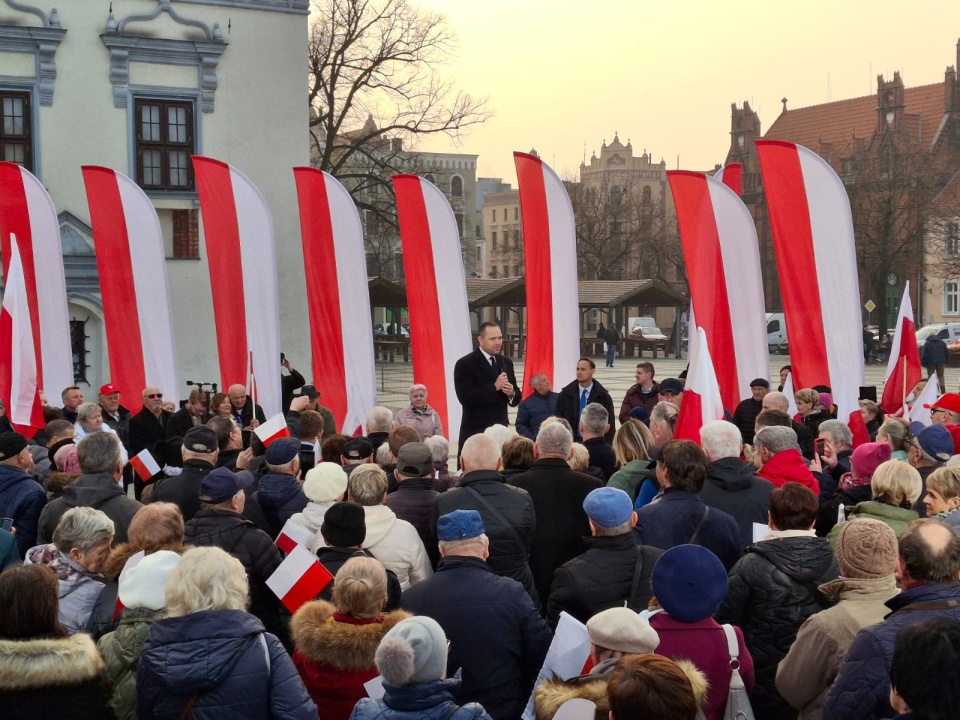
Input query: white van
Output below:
<box><xmin>766</xmin><ymin>313</ymin><xmax>786</xmax><ymax>351</ymax></box>
<box><xmin>916</xmin><ymin>323</ymin><xmax>960</xmax><ymax>349</ymax></box>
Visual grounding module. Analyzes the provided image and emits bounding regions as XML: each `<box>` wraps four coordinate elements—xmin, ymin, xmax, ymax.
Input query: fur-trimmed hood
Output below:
<box><xmin>533</xmin><ymin>658</ymin><xmax>709</xmax><ymax>720</ymax></box>
<box><xmin>102</xmin><ymin>543</ymin><xmax>191</xmax><ymax>581</ymax></box>
<box><xmin>0</xmin><ymin>633</ymin><xmax>105</xmax><ymax>690</ymax></box>
<box><xmin>290</xmin><ymin>599</ymin><xmax>410</xmax><ymax>670</ymax></box>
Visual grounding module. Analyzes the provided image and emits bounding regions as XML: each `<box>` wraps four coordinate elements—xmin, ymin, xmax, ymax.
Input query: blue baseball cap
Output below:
<box><xmin>265</xmin><ymin>437</ymin><xmax>301</xmax><ymax>465</ymax></box>
<box><xmin>199</xmin><ymin>467</ymin><xmax>254</xmax><ymax>504</ymax></box>
<box><xmin>583</xmin><ymin>487</ymin><xmax>634</xmax><ymax>528</ymax></box>
<box><xmin>437</xmin><ymin>510</ymin><xmax>485</xmax><ymax>542</ymax></box>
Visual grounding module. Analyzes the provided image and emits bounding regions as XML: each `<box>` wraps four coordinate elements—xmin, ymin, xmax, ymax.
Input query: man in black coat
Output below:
<box><xmin>98</xmin><ymin>383</ymin><xmax>131</xmax><ymax>446</ymax></box>
<box><xmin>731</xmin><ymin>378</ymin><xmax>770</xmax><ymax>445</ymax></box>
<box><xmin>401</xmin><ymin>510</ymin><xmax>551</xmax><ymax>720</ymax></box>
<box><xmin>509</xmin><ymin>422</ymin><xmax>603</xmax><ymax>605</ymax></box>
<box><xmin>453</xmin><ymin>322</ymin><xmax>520</xmax><ymax>452</ymax></box>
<box><xmin>127</xmin><ymin>386</ymin><xmax>173</xmax><ymax>498</ymax></box>
<box><xmin>384</xmin><ymin>442</ymin><xmax>441</xmax><ymax>568</ymax></box>
<box><xmin>150</xmin><ymin>426</ymin><xmax>220</xmax><ymax>521</ymax></box>
<box><xmin>280</xmin><ymin>355</ymin><xmax>305</xmax><ymax>413</ymax></box>
<box><xmin>227</xmin><ymin>383</ymin><xmax>267</xmax><ymax>448</ymax></box>
<box><xmin>546</xmin><ymin>486</ymin><xmax>662</xmax><ymax>628</ymax></box>
<box><xmin>580</xmin><ymin>403</ymin><xmax>617</xmax><ymax>480</ymax></box>
<box><xmin>165</xmin><ymin>388</ymin><xmax>211</xmax><ymax>440</ymax></box>
<box><xmin>759</xmin><ymin>393</ymin><xmax>816</xmax><ymax>459</ymax></box>
<box><xmin>555</xmin><ymin>358</ymin><xmax>615</xmax><ymax>442</ymax></box>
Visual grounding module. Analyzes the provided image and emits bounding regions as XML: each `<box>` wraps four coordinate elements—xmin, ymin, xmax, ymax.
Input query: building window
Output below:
<box><xmin>945</xmin><ymin>281</ymin><xmax>960</xmax><ymax>316</ymax></box>
<box><xmin>451</xmin><ymin>175</ymin><xmax>463</xmax><ymax>197</ymax></box>
<box><xmin>514</xmin><ymin>264</ymin><xmax>521</xmax><ymax>277</ymax></box>
<box><xmin>610</xmin><ymin>186</ymin><xmax>623</xmax><ymax>205</ymax></box>
<box><xmin>135</xmin><ymin>98</ymin><xmax>195</xmax><ymax>191</ymax></box>
<box><xmin>172</xmin><ymin>209</ymin><xmax>200</xmax><ymax>259</ymax></box>
<box><xmin>491</xmin><ymin>231</ymin><xmax>497</xmax><ymax>250</ymax></box>
<box><xmin>492</xmin><ymin>209</ymin><xmax>497</xmax><ymax>222</ymax></box>
<box><xmin>1</xmin><ymin>91</ymin><xmax>32</xmax><ymax>171</ymax></box>
<box><xmin>514</xmin><ymin>207</ymin><xmax>519</xmax><ymax>220</ymax></box>
<box><xmin>642</xmin><ymin>186</ymin><xmax>652</xmax><ymax>205</ymax></box>
<box><xmin>513</xmin><ymin>230</ymin><xmax>521</xmax><ymax>248</ymax></box>
<box><xmin>70</xmin><ymin>318</ymin><xmax>89</xmax><ymax>384</ymax></box>
<box><xmin>946</xmin><ymin>222</ymin><xmax>960</xmax><ymax>257</ymax></box>
<box><xmin>491</xmin><ymin>266</ymin><xmax>498</xmax><ymax>279</ymax></box>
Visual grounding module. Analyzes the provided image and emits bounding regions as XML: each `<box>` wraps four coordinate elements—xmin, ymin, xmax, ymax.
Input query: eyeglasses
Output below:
<box><xmin>931</xmin><ymin>408</ymin><xmax>947</xmax><ymax>416</ymax></box>
<box><xmin>145</xmin><ymin>393</ymin><xmax>163</xmax><ymax>399</ymax></box>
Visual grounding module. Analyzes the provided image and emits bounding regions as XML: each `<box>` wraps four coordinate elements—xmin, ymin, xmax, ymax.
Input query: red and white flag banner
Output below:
<box><xmin>294</xmin><ymin>168</ymin><xmax>377</xmax><ymax>433</ymax></box>
<box><xmin>255</xmin><ymin>412</ymin><xmax>290</xmax><ymax>447</ymax></box>
<box><xmin>129</xmin><ymin>449</ymin><xmax>161</xmax><ymax>482</ymax></box>
<box><xmin>906</xmin><ymin>374</ymin><xmax>939</xmax><ymax>428</ymax></box>
<box><xmin>266</xmin><ymin>543</ymin><xmax>333</xmax><ymax>613</ymax></box>
<box><xmin>782</xmin><ymin>371</ymin><xmax>799</xmax><ymax>417</ymax></box>
<box><xmin>193</xmin><ymin>156</ymin><xmax>281</xmax><ymax>416</ymax></box>
<box><xmin>522</xmin><ymin>611</ymin><xmax>592</xmax><ymax>720</ymax></box>
<box><xmin>880</xmin><ymin>281</ymin><xmax>922</xmax><ymax>416</ymax></box>
<box><xmin>514</xmin><ymin>152</ymin><xmax>579</xmax><ymax>397</ymax></box>
<box><xmin>674</xmin><ymin>327</ymin><xmax>726</xmax><ymax>443</ymax></box>
<box><xmin>275</xmin><ymin>518</ymin><xmax>315</xmax><ymax>555</ymax></box>
<box><xmin>756</xmin><ymin>140</ymin><xmax>866</xmax><ymax>441</ymax></box>
<box><xmin>82</xmin><ymin>167</ymin><xmax>180</xmax><ymax>413</ymax></box>
<box><xmin>0</xmin><ymin>163</ymin><xmax>73</xmax><ymax>396</ymax></box>
<box><xmin>714</xmin><ymin>163</ymin><xmax>743</xmax><ymax>196</ymax></box>
<box><xmin>393</xmin><ymin>175</ymin><xmax>472</xmax><ymax>444</ymax></box>
<box><xmin>0</xmin><ymin>234</ymin><xmax>44</xmax><ymax>433</ymax></box>
<box><xmin>668</xmin><ymin>171</ymin><xmax>768</xmax><ymax>412</ymax></box>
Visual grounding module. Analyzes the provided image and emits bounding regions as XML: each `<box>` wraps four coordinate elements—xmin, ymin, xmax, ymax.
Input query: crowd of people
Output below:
<box><xmin>2</xmin><ymin>323</ymin><xmax>960</xmax><ymax>719</ymax></box>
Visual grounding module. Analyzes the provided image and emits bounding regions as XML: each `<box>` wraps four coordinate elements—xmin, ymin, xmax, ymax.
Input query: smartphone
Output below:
<box><xmin>815</xmin><ymin>438</ymin><xmax>826</xmax><ymax>457</ymax></box>
<box><xmin>0</xmin><ymin>518</ymin><xmax>12</xmax><ymax>532</ymax></box>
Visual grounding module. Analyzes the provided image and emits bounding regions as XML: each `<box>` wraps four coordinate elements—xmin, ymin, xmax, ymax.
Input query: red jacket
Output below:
<box><xmin>757</xmin><ymin>449</ymin><xmax>820</xmax><ymax>495</ymax></box>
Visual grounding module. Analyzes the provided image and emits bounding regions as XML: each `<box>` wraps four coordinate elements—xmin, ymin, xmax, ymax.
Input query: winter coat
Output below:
<box><xmin>72</xmin><ymin>423</ymin><xmax>129</xmax><ymax>465</ymax></box>
<box><xmin>25</xmin><ymin>544</ymin><xmax>106</xmax><ymax>635</ymax></box>
<box><xmin>400</xmin><ymin>555</ymin><xmax>552</xmax><ymax>720</ymax></box>
<box><xmin>921</xmin><ymin>335</ymin><xmax>949</xmax><ymax>366</ymax></box>
<box><xmin>28</xmin><ymin>442</ymin><xmax>54</xmax><ymax>489</ymax></box>
<box><xmin>351</xmin><ymin>676</ymin><xmax>492</xmax><ymax>720</ymax></box>
<box><xmin>933</xmin><ymin>506</ymin><xmax>960</xmax><ymax>530</ymax></box>
<box><xmin>516</xmin><ymin>391</ymin><xmax>559</xmax><ymax>440</ymax></box>
<box><xmin>183</xmin><ymin>509</ymin><xmax>284</xmax><ymax>638</ymax></box>
<box><xmin>633</xmin><ymin>488</ymin><xmax>743</xmax><ymax>570</ymax></box>
<box><xmin>438</xmin><ymin>470</ymin><xmax>537</xmax><ymax>603</ymax></box>
<box><xmin>824</xmin><ymin>582</ymin><xmax>960</xmax><ymax>720</ymax></box>
<box><xmin>0</xmin><ymin>632</ymin><xmax>112</xmax><ymax>720</ymax></box>
<box><xmin>606</xmin><ymin>459</ymin><xmax>654</xmax><ymax>503</ymax></box>
<box><xmin>361</xmin><ymin>504</ymin><xmax>433</xmax><ymax>591</ymax></box>
<box><xmin>618</xmin><ymin>382</ymin><xmax>660</xmax><ymax>424</ymax></box>
<box><xmin>98</xmin><ymin>606</ymin><xmax>163</xmax><ymax>720</ymax></box>
<box><xmin>546</xmin><ymin>532</ymin><xmax>662</xmax><ymax>628</ymax></box>
<box><xmin>731</xmin><ymin>398</ymin><xmax>764</xmax><ymax>444</ymax></box>
<box><xmin>385</xmin><ymin>478</ymin><xmax>441</xmax><ymax>568</ymax></box>
<box><xmin>137</xmin><ymin>608</ymin><xmax>316</xmax><ymax>719</ymax></box>
<box><xmin>776</xmin><ymin>575</ymin><xmax>899</xmax><ymax>720</ymax></box>
<box><xmin>827</xmin><ymin>501</ymin><xmax>919</xmax><ymax>550</ymax></box>
<box><xmin>289</xmin><ymin>499</ymin><xmax>336</xmax><ymax>554</ymax></box>
<box><xmin>257</xmin><ymin>472</ymin><xmax>309</xmax><ymax>537</ymax></box>
<box><xmin>650</xmin><ymin>612</ymin><xmax>754</xmax><ymax>720</ymax></box>
<box><xmin>0</xmin><ymin>529</ymin><xmax>18</xmax><ymax>571</ymax></box>
<box><xmin>0</xmin><ymin>463</ymin><xmax>46</xmax><ymax>556</ymax></box>
<box><xmin>37</xmin><ymin>472</ymin><xmax>142</xmax><ymax>546</ymax></box>
<box><xmin>316</xmin><ymin>546</ymin><xmax>402</xmax><ymax>611</ymax></box>
<box><xmin>816</xmin><ymin>482</ymin><xmax>872</xmax><ymax>537</ymax></box>
<box><xmin>395</xmin><ymin>405</ymin><xmax>443</xmax><ymax>441</ymax></box>
<box><xmin>716</xmin><ymin>535</ymin><xmax>838</xmax><ymax>720</ymax></box>
<box><xmin>799</xmin><ymin>409</ymin><xmax>829</xmax><ymax>435</ymax></box>
<box><xmin>555</xmin><ymin>380</ymin><xmax>616</xmax><ymax>442</ymax></box>
<box><xmin>510</xmin><ymin>458</ymin><xmax>604</xmax><ymax>604</ymax></box>
<box><xmin>701</xmin><ymin>457</ymin><xmax>775</xmax><ymax>548</ymax></box>
<box><xmin>290</xmin><ymin>600</ymin><xmax>410</xmax><ymax>720</ymax></box>
<box><xmin>756</xmin><ymin>448</ymin><xmax>820</xmax><ymax>494</ymax></box>
<box><xmin>583</xmin><ymin>437</ymin><xmax>616</xmax><ymax>481</ymax></box>
<box><xmin>127</xmin><ymin>407</ymin><xmax>172</xmax><ymax>459</ymax></box>
<box><xmin>148</xmin><ymin>459</ymin><xmax>216</xmax><ymax>522</ymax></box>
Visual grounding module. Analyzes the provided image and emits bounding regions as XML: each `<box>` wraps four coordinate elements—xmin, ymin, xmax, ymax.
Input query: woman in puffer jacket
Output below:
<box><xmin>716</xmin><ymin>482</ymin><xmax>837</xmax><ymax>720</ymax></box>
<box><xmin>136</xmin><ymin>546</ymin><xmax>317</xmax><ymax>719</ymax></box>
<box><xmin>291</xmin><ymin>556</ymin><xmax>410</xmax><ymax>720</ymax></box>
<box><xmin>350</xmin><ymin>616</ymin><xmax>492</xmax><ymax>720</ymax></box>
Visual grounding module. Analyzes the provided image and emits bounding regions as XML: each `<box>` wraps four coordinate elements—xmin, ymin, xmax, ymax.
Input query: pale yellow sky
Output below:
<box><xmin>412</xmin><ymin>0</ymin><xmax>960</xmax><ymax>183</ymax></box>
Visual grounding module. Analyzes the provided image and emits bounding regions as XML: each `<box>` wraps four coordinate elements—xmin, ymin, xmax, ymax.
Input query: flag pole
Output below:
<box><xmin>902</xmin><ymin>356</ymin><xmax>907</xmax><ymax>412</ymax></box>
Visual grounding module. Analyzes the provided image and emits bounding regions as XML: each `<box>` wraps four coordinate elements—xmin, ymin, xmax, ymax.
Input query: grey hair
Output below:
<box><xmin>754</xmin><ymin>425</ymin><xmax>799</xmax><ymax>455</ymax></box>
<box><xmin>423</xmin><ymin>435</ymin><xmax>449</xmax><ymax>463</ymax></box>
<box><xmin>76</xmin><ymin>431</ymin><xmax>122</xmax><ymax>474</ymax></box>
<box><xmin>594</xmin><ymin>519</ymin><xmax>633</xmax><ymax>536</ymax></box>
<box><xmin>580</xmin><ymin>403</ymin><xmax>608</xmax><ymax>435</ymax></box>
<box><xmin>700</xmin><ymin>420</ymin><xmax>743</xmax><ymax>461</ymax></box>
<box><xmin>537</xmin><ymin>422</ymin><xmax>573</xmax><ymax>457</ymax></box>
<box><xmin>530</xmin><ymin>372</ymin><xmax>549</xmax><ymax>388</ymax></box>
<box><xmin>348</xmin><ymin>463</ymin><xmax>388</xmax><ymax>506</ymax></box>
<box><xmin>366</xmin><ymin>406</ymin><xmax>394</xmax><ymax>432</ymax></box>
<box><xmin>166</xmin><ymin>547</ymin><xmax>249</xmax><ymax>617</ymax></box>
<box><xmin>53</xmin><ymin>506</ymin><xmax>115</xmax><ymax>555</ymax></box>
<box><xmin>76</xmin><ymin>402</ymin><xmax>102</xmax><ymax>424</ymax></box>
<box><xmin>461</xmin><ymin>433</ymin><xmax>501</xmax><ymax>471</ymax></box>
<box><xmin>407</xmin><ymin>384</ymin><xmax>428</xmax><ymax>397</ymax></box>
<box><xmin>438</xmin><ymin>533</ymin><xmax>489</xmax><ymax>556</ymax></box>
<box><xmin>375</xmin><ymin>442</ymin><xmax>392</xmax><ymax>468</ymax></box>
<box><xmin>819</xmin><ymin>419</ymin><xmax>853</xmax><ymax>448</ymax></box>
<box><xmin>650</xmin><ymin>401</ymin><xmax>679</xmax><ymax>426</ymax></box>
<box><xmin>483</xmin><ymin>424</ymin><xmax>517</xmax><ymax>450</ymax></box>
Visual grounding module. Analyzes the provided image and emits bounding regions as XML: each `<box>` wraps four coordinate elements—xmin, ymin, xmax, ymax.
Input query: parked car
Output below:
<box><xmin>916</xmin><ymin>323</ymin><xmax>960</xmax><ymax>349</ymax></box>
<box><xmin>628</xmin><ymin>325</ymin><xmax>669</xmax><ymax>353</ymax></box>
<box><xmin>373</xmin><ymin>323</ymin><xmax>409</xmax><ymax>337</ymax></box>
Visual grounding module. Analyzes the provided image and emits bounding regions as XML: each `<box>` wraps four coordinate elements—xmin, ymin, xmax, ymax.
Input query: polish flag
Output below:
<box><xmin>522</xmin><ymin>612</ymin><xmax>592</xmax><ymax>720</ymax></box>
<box><xmin>293</xmin><ymin>168</ymin><xmax>377</xmax><ymax>433</ymax></box>
<box><xmin>0</xmin><ymin>163</ymin><xmax>73</xmax><ymax>396</ymax></box>
<box><xmin>906</xmin><ymin>374</ymin><xmax>940</xmax><ymax>428</ymax></box>
<box><xmin>266</xmin><ymin>543</ymin><xmax>334</xmax><ymax>613</ymax></box>
<box><xmin>880</xmin><ymin>282</ymin><xmax>922</xmax><ymax>416</ymax></box>
<box><xmin>668</xmin><ymin>171</ymin><xmax>768</xmax><ymax>413</ymax></box>
<box><xmin>714</xmin><ymin>163</ymin><xmax>743</xmax><ymax>196</ymax></box>
<box><xmin>193</xmin><ymin>157</ymin><xmax>281</xmax><ymax>416</ymax></box>
<box><xmin>255</xmin><ymin>413</ymin><xmax>290</xmax><ymax>447</ymax></box>
<box><xmin>674</xmin><ymin>327</ymin><xmax>726</xmax><ymax>443</ymax></box>
<box><xmin>782</xmin><ymin>371</ymin><xmax>799</xmax><ymax>418</ymax></box>
<box><xmin>756</xmin><ymin>140</ymin><xmax>867</xmax><ymax>446</ymax></box>
<box><xmin>393</xmin><ymin>175</ymin><xmax>472</xmax><ymax>445</ymax></box>
<box><xmin>82</xmin><ymin>167</ymin><xmax>180</xmax><ymax>413</ymax></box>
<box><xmin>129</xmin><ymin>449</ymin><xmax>161</xmax><ymax>482</ymax></box>
<box><xmin>0</xmin><ymin>234</ymin><xmax>44</xmax><ymax>433</ymax></box>
<box><xmin>275</xmin><ymin>518</ymin><xmax>315</xmax><ymax>554</ymax></box>
<box><xmin>514</xmin><ymin>152</ymin><xmax>579</xmax><ymax>397</ymax></box>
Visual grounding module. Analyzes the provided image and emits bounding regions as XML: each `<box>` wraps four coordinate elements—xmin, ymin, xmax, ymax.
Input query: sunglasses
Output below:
<box><xmin>145</xmin><ymin>393</ymin><xmax>163</xmax><ymax>399</ymax></box>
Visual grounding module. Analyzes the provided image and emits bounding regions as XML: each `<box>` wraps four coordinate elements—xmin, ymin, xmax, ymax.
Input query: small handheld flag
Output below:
<box><xmin>266</xmin><ymin>543</ymin><xmax>333</xmax><ymax>613</ymax></box>
<box><xmin>129</xmin><ymin>449</ymin><xmax>161</xmax><ymax>482</ymax></box>
<box><xmin>255</xmin><ymin>413</ymin><xmax>291</xmax><ymax>447</ymax></box>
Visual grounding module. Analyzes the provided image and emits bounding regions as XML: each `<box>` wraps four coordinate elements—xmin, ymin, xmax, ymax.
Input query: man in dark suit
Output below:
<box><xmin>165</xmin><ymin>388</ymin><xmax>211</xmax><ymax>440</ymax></box>
<box><xmin>127</xmin><ymin>386</ymin><xmax>173</xmax><ymax>498</ymax></box>
<box><xmin>454</xmin><ymin>321</ymin><xmax>520</xmax><ymax>452</ymax></box>
<box><xmin>555</xmin><ymin>357</ymin><xmax>616</xmax><ymax>442</ymax></box>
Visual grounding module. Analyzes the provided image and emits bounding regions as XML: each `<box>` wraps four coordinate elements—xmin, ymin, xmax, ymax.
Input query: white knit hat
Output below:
<box><xmin>118</xmin><ymin>550</ymin><xmax>181</xmax><ymax>611</ymax></box>
<box><xmin>303</xmin><ymin>463</ymin><xmax>348</xmax><ymax>503</ymax></box>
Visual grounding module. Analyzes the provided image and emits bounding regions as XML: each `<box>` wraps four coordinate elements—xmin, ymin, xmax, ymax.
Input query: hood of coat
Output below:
<box><xmin>102</xmin><ymin>543</ymin><xmax>191</xmax><ymax>581</ymax></box>
<box><xmin>362</xmin><ymin>505</ymin><xmax>398</xmax><ymax>546</ymax></box>
<box><xmin>707</xmin><ymin>457</ymin><xmax>762</xmax><ymax>492</ymax></box>
<box><xmin>292</xmin><ymin>501</ymin><xmax>336</xmax><ymax>534</ymax></box>
<box><xmin>139</xmin><ymin>609</ymin><xmax>266</xmax><ymax>695</ymax></box>
<box><xmin>382</xmin><ymin>675</ymin><xmax>463</xmax><ymax>710</ymax></box>
<box><xmin>0</xmin><ymin>633</ymin><xmax>105</xmax><ymax>690</ymax></box>
<box><xmin>257</xmin><ymin>472</ymin><xmax>304</xmax><ymax>509</ymax></box>
<box><xmin>750</xmin><ymin>536</ymin><xmax>836</xmax><ymax>584</ymax></box>
<box><xmin>61</xmin><ymin>472</ymin><xmax>125</xmax><ymax>510</ymax></box>
<box><xmin>290</xmin><ymin>600</ymin><xmax>410</xmax><ymax>669</ymax></box>
<box><xmin>98</xmin><ymin>607</ymin><xmax>164</xmax><ymax>671</ymax></box>
<box><xmin>0</xmin><ymin>463</ymin><xmax>31</xmax><ymax>493</ymax></box>
<box><xmin>819</xmin><ymin>574</ymin><xmax>899</xmax><ymax>602</ymax></box>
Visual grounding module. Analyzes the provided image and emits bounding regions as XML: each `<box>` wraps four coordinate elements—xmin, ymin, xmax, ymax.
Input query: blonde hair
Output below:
<box><xmin>878</xmin><ymin>417</ymin><xmax>911</xmax><ymax>453</ymax></box>
<box><xmin>76</xmin><ymin>402</ymin><xmax>102</xmax><ymax>424</ymax></box>
<box><xmin>348</xmin><ymin>464</ymin><xmax>388</xmax><ymax>506</ymax></box>
<box><xmin>613</xmin><ymin>420</ymin><xmax>653</xmax><ymax>465</ymax></box>
<box><xmin>871</xmin><ymin>460</ymin><xmax>923</xmax><ymax>508</ymax></box>
<box><xmin>166</xmin><ymin>547</ymin><xmax>249</xmax><ymax>617</ymax></box>
<box><xmin>569</xmin><ymin>443</ymin><xmax>590</xmax><ymax>472</ymax></box>
<box><xmin>794</xmin><ymin>388</ymin><xmax>820</xmax><ymax>407</ymax></box>
<box><xmin>128</xmin><ymin>503</ymin><xmax>184</xmax><ymax>553</ymax></box>
<box><xmin>333</xmin><ymin>556</ymin><xmax>387</xmax><ymax>618</ymax></box>
<box><xmin>927</xmin><ymin>466</ymin><xmax>960</xmax><ymax>502</ymax></box>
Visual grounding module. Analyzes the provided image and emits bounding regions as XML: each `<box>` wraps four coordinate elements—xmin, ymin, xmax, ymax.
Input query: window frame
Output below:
<box><xmin>132</xmin><ymin>95</ymin><xmax>198</xmax><ymax>194</ymax></box>
<box><xmin>944</xmin><ymin>281</ymin><xmax>960</xmax><ymax>317</ymax></box>
<box><xmin>0</xmin><ymin>89</ymin><xmax>34</xmax><ymax>172</ymax></box>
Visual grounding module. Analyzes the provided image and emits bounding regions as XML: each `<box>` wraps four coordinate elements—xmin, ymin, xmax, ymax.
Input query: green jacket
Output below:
<box><xmin>606</xmin><ymin>459</ymin><xmax>653</xmax><ymax>502</ymax></box>
<box><xmin>828</xmin><ymin>501</ymin><xmax>919</xmax><ymax>551</ymax></box>
<box><xmin>98</xmin><ymin>607</ymin><xmax>164</xmax><ymax>720</ymax></box>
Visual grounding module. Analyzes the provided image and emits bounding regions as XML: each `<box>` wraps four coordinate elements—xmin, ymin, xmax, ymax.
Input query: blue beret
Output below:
<box><xmin>437</xmin><ymin>510</ymin><xmax>485</xmax><ymax>542</ymax></box>
<box><xmin>583</xmin><ymin>487</ymin><xmax>633</xmax><ymax>528</ymax></box>
<box><xmin>265</xmin><ymin>436</ymin><xmax>301</xmax><ymax>465</ymax></box>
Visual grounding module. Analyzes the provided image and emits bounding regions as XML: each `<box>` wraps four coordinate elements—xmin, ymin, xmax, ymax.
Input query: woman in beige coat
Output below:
<box><xmin>776</xmin><ymin>518</ymin><xmax>900</xmax><ymax>719</ymax></box>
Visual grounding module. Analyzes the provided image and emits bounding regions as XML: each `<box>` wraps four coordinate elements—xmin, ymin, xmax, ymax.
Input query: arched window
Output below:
<box><xmin>642</xmin><ymin>186</ymin><xmax>652</xmax><ymax>204</ymax></box>
<box><xmin>451</xmin><ymin>175</ymin><xmax>463</xmax><ymax>197</ymax></box>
